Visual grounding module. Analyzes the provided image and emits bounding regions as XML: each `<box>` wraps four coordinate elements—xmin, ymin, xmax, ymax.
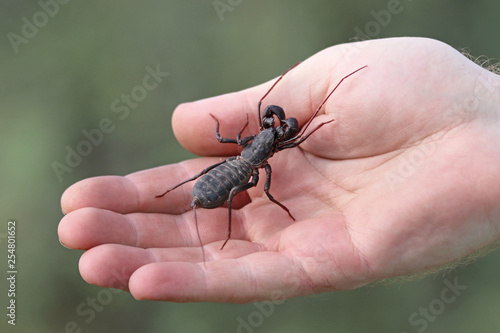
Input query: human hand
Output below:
<box><xmin>58</xmin><ymin>37</ymin><xmax>500</xmax><ymax>303</ymax></box>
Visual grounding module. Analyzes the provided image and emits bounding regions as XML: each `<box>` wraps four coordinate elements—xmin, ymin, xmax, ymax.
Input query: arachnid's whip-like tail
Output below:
<box><xmin>191</xmin><ymin>199</ymin><xmax>205</xmax><ymax>263</ymax></box>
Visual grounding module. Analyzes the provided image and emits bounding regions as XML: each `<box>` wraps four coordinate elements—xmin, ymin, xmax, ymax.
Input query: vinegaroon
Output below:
<box><xmin>156</xmin><ymin>62</ymin><xmax>367</xmax><ymax>260</ymax></box>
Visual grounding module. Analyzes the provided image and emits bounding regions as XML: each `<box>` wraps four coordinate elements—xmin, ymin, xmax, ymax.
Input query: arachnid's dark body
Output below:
<box><xmin>192</xmin><ymin>126</ymin><xmax>281</xmax><ymax>209</ymax></box>
<box><xmin>192</xmin><ymin>157</ymin><xmax>252</xmax><ymax>209</ymax></box>
<box><xmin>156</xmin><ymin>63</ymin><xmax>367</xmax><ymax>259</ymax></box>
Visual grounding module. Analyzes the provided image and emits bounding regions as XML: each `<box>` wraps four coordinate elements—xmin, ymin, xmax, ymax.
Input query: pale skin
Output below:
<box><xmin>58</xmin><ymin>37</ymin><xmax>500</xmax><ymax>303</ymax></box>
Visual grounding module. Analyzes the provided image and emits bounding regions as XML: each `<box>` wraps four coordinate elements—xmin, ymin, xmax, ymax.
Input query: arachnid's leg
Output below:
<box><xmin>221</xmin><ymin>168</ymin><xmax>259</xmax><ymax>249</ymax></box>
<box><xmin>277</xmin><ymin>65</ymin><xmax>367</xmax><ymax>148</ymax></box>
<box><xmin>277</xmin><ymin>119</ymin><xmax>335</xmax><ymax>150</ymax></box>
<box><xmin>156</xmin><ymin>157</ymin><xmax>236</xmax><ymax>198</ymax></box>
<box><xmin>235</xmin><ymin>114</ymin><xmax>255</xmax><ymax>145</ymax></box>
<box><xmin>210</xmin><ymin>113</ymin><xmax>254</xmax><ymax>146</ymax></box>
<box><xmin>263</xmin><ymin>164</ymin><xmax>295</xmax><ymax>220</ymax></box>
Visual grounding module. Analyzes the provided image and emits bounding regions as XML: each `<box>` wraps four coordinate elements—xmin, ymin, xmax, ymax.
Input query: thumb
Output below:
<box><xmin>171</xmin><ymin>62</ymin><xmax>320</xmax><ymax>157</ymax></box>
<box><xmin>171</xmin><ymin>89</ymin><xmax>262</xmax><ymax>157</ymax></box>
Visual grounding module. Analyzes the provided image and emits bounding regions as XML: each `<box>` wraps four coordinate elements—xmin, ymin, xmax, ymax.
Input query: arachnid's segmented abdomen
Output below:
<box><xmin>192</xmin><ymin>157</ymin><xmax>252</xmax><ymax>208</ymax></box>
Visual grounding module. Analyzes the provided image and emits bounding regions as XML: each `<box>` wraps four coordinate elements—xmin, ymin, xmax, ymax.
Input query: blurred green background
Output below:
<box><xmin>1</xmin><ymin>1</ymin><xmax>500</xmax><ymax>332</ymax></box>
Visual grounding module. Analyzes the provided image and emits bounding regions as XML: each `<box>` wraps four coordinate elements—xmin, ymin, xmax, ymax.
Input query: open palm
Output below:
<box><xmin>59</xmin><ymin>37</ymin><xmax>500</xmax><ymax>303</ymax></box>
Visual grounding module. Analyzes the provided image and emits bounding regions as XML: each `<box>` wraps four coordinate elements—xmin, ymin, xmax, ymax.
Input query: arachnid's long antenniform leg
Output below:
<box><xmin>277</xmin><ymin>65</ymin><xmax>368</xmax><ymax>149</ymax></box>
<box><xmin>221</xmin><ymin>168</ymin><xmax>260</xmax><ymax>250</ymax></box>
<box><xmin>276</xmin><ymin>118</ymin><xmax>335</xmax><ymax>150</ymax></box>
<box><xmin>155</xmin><ymin>157</ymin><xmax>237</xmax><ymax>198</ymax></box>
<box><xmin>263</xmin><ymin>163</ymin><xmax>295</xmax><ymax>220</ymax></box>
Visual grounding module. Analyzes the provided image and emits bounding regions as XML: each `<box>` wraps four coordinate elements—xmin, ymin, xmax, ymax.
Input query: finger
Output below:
<box><xmin>78</xmin><ymin>243</ymin><xmax>263</xmax><ymax>291</ymax></box>
<box><xmin>128</xmin><ymin>251</ymin><xmax>310</xmax><ymax>303</ymax></box>
<box><xmin>79</xmin><ymin>244</ymin><xmax>154</xmax><ymax>291</ymax></box>
<box><xmin>61</xmin><ymin>175</ymin><xmax>138</xmax><ymax>215</ymax></box>
<box><xmin>59</xmin><ymin>208</ymin><xmax>137</xmax><ymax>250</ymax></box>
<box><xmin>61</xmin><ymin>158</ymin><xmax>251</xmax><ymax>214</ymax></box>
<box><xmin>58</xmin><ymin>206</ymin><xmax>252</xmax><ymax>250</ymax></box>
